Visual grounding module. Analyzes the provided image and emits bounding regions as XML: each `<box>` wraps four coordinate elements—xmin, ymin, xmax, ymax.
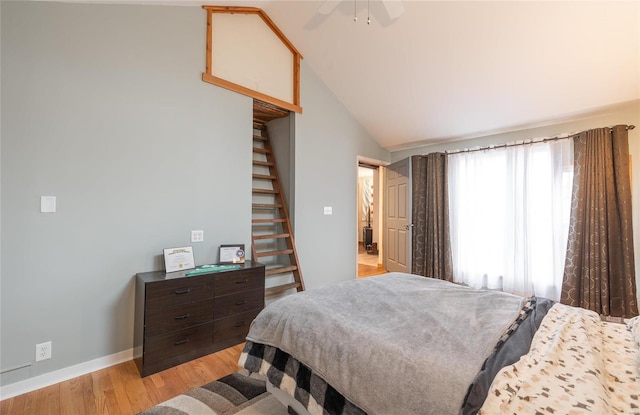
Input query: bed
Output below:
<box><xmin>238</xmin><ymin>273</ymin><xmax>640</xmax><ymax>415</ymax></box>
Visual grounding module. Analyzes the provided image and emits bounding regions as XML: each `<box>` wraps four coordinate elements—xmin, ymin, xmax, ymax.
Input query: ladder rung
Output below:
<box><xmin>252</xmin><ymin>188</ymin><xmax>279</xmax><ymax>194</ymax></box>
<box><xmin>252</xmin><ymin>203</ymin><xmax>283</xmax><ymax>209</ymax></box>
<box><xmin>250</xmin><ymin>118</ymin><xmax>303</xmax><ymax>296</ymax></box>
<box><xmin>252</xmin><ymin>218</ymin><xmax>286</xmax><ymax>224</ymax></box>
<box><xmin>257</xmin><ymin>249</ymin><xmax>294</xmax><ymax>258</ymax></box>
<box><xmin>265</xmin><ymin>282</ymin><xmax>301</xmax><ymax>296</ymax></box>
<box><xmin>253</xmin><ymin>233</ymin><xmax>290</xmax><ymax>240</ymax></box>
<box><xmin>265</xmin><ymin>265</ymin><xmax>298</xmax><ymax>276</ymax></box>
<box><xmin>252</xmin><ymin>174</ymin><xmax>276</xmax><ymax>180</ymax></box>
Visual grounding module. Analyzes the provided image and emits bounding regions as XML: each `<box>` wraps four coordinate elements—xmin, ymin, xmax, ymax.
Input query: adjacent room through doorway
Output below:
<box><xmin>357</xmin><ymin>162</ymin><xmax>386</xmax><ymax>278</ymax></box>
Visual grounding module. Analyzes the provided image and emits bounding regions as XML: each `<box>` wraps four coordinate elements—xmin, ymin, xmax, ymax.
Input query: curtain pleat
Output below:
<box><xmin>411</xmin><ymin>154</ymin><xmax>453</xmax><ymax>281</ymax></box>
<box><xmin>561</xmin><ymin>125</ymin><xmax>638</xmax><ymax>317</ymax></box>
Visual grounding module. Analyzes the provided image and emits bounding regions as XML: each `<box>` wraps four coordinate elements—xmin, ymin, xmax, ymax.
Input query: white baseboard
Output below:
<box><xmin>0</xmin><ymin>348</ymin><xmax>134</xmax><ymax>401</ymax></box>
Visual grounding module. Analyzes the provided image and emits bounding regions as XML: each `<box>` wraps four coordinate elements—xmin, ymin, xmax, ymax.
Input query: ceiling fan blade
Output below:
<box><xmin>318</xmin><ymin>1</ymin><xmax>341</xmax><ymax>15</ymax></box>
<box><xmin>382</xmin><ymin>0</ymin><xmax>404</xmax><ymax>20</ymax></box>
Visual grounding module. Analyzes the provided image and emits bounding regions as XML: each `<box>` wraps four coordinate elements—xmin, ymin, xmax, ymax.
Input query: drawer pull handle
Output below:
<box><xmin>235</xmin><ymin>279</ymin><xmax>248</xmax><ymax>285</ymax></box>
<box><xmin>233</xmin><ymin>321</ymin><xmax>245</xmax><ymax>328</ymax></box>
<box><xmin>174</xmin><ymin>338</ymin><xmax>189</xmax><ymax>346</ymax></box>
<box><xmin>175</xmin><ymin>313</ymin><xmax>190</xmax><ymax>320</ymax></box>
<box><xmin>174</xmin><ymin>288</ymin><xmax>191</xmax><ymax>295</ymax></box>
<box><xmin>235</xmin><ymin>300</ymin><xmax>247</xmax><ymax>306</ymax></box>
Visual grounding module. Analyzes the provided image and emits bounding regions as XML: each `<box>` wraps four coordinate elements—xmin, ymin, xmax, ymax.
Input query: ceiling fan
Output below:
<box><xmin>317</xmin><ymin>0</ymin><xmax>405</xmax><ymax>23</ymax></box>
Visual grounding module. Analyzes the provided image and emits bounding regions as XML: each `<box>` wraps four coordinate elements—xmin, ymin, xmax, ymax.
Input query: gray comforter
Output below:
<box><xmin>245</xmin><ymin>273</ymin><xmax>525</xmax><ymax>415</ymax></box>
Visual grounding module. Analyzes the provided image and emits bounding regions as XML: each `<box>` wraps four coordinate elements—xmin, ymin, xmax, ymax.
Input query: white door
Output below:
<box><xmin>385</xmin><ymin>158</ymin><xmax>411</xmax><ymax>273</ymax></box>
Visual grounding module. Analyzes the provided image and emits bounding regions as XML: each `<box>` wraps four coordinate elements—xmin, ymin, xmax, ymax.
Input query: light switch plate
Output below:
<box><xmin>191</xmin><ymin>230</ymin><xmax>204</xmax><ymax>243</ymax></box>
<box><xmin>324</xmin><ymin>206</ymin><xmax>333</xmax><ymax>215</ymax></box>
<box><xmin>41</xmin><ymin>196</ymin><xmax>56</xmax><ymax>213</ymax></box>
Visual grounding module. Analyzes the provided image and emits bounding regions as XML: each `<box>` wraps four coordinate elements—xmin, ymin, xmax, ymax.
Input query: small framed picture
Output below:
<box><xmin>163</xmin><ymin>246</ymin><xmax>195</xmax><ymax>273</ymax></box>
<box><xmin>219</xmin><ymin>244</ymin><xmax>245</xmax><ymax>264</ymax></box>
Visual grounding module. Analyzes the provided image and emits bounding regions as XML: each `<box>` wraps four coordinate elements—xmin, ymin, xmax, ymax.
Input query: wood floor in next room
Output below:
<box><xmin>358</xmin><ymin>242</ymin><xmax>387</xmax><ymax>278</ymax></box>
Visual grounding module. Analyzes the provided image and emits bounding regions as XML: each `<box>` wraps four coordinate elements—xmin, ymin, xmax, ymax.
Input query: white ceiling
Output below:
<box><xmin>37</xmin><ymin>1</ymin><xmax>640</xmax><ymax>151</ymax></box>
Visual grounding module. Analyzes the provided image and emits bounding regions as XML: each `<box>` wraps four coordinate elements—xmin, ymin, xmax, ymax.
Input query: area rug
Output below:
<box><xmin>138</xmin><ymin>370</ymin><xmax>290</xmax><ymax>415</ymax></box>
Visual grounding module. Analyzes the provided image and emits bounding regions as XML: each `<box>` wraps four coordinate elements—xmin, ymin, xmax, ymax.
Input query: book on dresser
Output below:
<box><xmin>133</xmin><ymin>260</ymin><xmax>265</xmax><ymax>377</ymax></box>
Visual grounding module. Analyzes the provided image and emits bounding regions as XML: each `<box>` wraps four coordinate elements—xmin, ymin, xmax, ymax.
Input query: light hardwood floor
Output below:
<box><xmin>0</xmin><ymin>344</ymin><xmax>244</xmax><ymax>415</ymax></box>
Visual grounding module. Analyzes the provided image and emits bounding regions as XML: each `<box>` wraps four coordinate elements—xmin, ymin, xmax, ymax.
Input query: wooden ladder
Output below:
<box><xmin>251</xmin><ymin>125</ymin><xmax>305</xmax><ymax>297</ymax></box>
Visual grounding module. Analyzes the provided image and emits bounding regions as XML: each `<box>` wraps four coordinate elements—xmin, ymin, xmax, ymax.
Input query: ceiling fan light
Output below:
<box><xmin>317</xmin><ymin>0</ymin><xmax>405</xmax><ymax>24</ymax></box>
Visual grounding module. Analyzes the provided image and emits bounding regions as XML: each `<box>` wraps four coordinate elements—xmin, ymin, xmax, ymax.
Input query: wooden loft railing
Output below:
<box><xmin>201</xmin><ymin>6</ymin><xmax>303</xmax><ymax>114</ymax></box>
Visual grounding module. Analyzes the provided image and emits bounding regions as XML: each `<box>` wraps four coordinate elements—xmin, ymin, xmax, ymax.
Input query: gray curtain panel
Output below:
<box><xmin>411</xmin><ymin>154</ymin><xmax>453</xmax><ymax>281</ymax></box>
<box><xmin>561</xmin><ymin>125</ymin><xmax>638</xmax><ymax>318</ymax></box>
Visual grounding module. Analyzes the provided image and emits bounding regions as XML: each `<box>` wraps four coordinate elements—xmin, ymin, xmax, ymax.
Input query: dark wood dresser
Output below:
<box><xmin>133</xmin><ymin>261</ymin><xmax>265</xmax><ymax>377</ymax></box>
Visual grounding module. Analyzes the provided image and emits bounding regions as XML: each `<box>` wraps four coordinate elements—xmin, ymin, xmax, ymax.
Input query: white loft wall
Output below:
<box><xmin>211</xmin><ymin>13</ymin><xmax>294</xmax><ymax>105</ymax></box>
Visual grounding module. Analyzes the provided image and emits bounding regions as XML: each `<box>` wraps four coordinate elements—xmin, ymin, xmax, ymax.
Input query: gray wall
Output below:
<box><xmin>0</xmin><ymin>1</ymin><xmax>390</xmax><ymax>386</ymax></box>
<box><xmin>0</xmin><ymin>2</ymin><xmax>3</xmax><ymax>362</ymax></box>
<box><xmin>294</xmin><ymin>63</ymin><xmax>390</xmax><ymax>289</ymax></box>
<box><xmin>1</xmin><ymin>1</ymin><xmax>253</xmax><ymax>385</ymax></box>
<box><xmin>268</xmin><ymin>115</ymin><xmax>293</xmax><ymax>219</ymax></box>
<box><xmin>391</xmin><ymin>100</ymin><xmax>640</xmax><ymax>302</ymax></box>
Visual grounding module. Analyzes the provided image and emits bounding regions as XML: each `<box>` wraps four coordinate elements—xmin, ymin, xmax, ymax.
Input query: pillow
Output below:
<box><xmin>625</xmin><ymin>315</ymin><xmax>640</xmax><ymax>348</ymax></box>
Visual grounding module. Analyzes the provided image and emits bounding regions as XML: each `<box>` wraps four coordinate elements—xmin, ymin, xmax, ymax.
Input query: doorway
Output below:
<box><xmin>357</xmin><ymin>160</ymin><xmax>387</xmax><ymax>278</ymax></box>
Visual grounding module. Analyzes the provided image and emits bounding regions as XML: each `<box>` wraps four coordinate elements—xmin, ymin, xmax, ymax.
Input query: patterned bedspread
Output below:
<box><xmin>480</xmin><ymin>304</ymin><xmax>640</xmax><ymax>414</ymax></box>
<box><xmin>240</xmin><ymin>341</ymin><xmax>366</xmax><ymax>415</ymax></box>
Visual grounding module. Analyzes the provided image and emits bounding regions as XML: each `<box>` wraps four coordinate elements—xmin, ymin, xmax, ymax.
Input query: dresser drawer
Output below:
<box><xmin>135</xmin><ymin>261</ymin><xmax>265</xmax><ymax>377</ymax></box>
<box><xmin>146</xmin><ymin>276</ymin><xmax>212</xmax><ymax>309</ymax></box>
<box><xmin>145</xmin><ymin>300</ymin><xmax>213</xmax><ymax>337</ymax></box>
<box><xmin>144</xmin><ymin>323</ymin><xmax>213</xmax><ymax>364</ymax></box>
<box><xmin>214</xmin><ymin>289</ymin><xmax>264</xmax><ymax>319</ymax></box>
<box><xmin>213</xmin><ymin>309</ymin><xmax>261</xmax><ymax>344</ymax></box>
<box><xmin>214</xmin><ymin>269</ymin><xmax>264</xmax><ymax>297</ymax></box>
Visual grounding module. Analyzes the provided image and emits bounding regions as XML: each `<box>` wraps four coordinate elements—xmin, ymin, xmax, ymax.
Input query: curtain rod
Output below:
<box><xmin>444</xmin><ymin>124</ymin><xmax>635</xmax><ymax>156</ymax></box>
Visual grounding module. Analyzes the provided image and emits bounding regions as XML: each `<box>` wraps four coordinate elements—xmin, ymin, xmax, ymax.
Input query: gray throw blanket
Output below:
<box><xmin>245</xmin><ymin>273</ymin><xmax>525</xmax><ymax>415</ymax></box>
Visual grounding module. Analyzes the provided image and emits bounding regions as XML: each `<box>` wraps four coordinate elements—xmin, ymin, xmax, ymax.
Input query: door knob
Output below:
<box><xmin>404</xmin><ymin>224</ymin><xmax>414</xmax><ymax>230</ymax></box>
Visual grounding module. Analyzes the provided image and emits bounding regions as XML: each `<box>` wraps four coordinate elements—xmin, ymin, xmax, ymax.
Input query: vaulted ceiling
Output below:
<box><xmin>34</xmin><ymin>1</ymin><xmax>640</xmax><ymax>151</ymax></box>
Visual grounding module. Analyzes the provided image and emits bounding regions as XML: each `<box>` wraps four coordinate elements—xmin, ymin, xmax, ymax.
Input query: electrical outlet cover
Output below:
<box><xmin>35</xmin><ymin>341</ymin><xmax>52</xmax><ymax>362</ymax></box>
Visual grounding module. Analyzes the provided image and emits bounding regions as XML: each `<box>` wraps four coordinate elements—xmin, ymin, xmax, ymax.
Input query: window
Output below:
<box><xmin>447</xmin><ymin>139</ymin><xmax>573</xmax><ymax>301</ymax></box>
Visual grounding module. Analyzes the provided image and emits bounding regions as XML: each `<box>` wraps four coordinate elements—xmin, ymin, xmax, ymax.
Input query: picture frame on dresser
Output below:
<box><xmin>219</xmin><ymin>244</ymin><xmax>246</xmax><ymax>264</ymax></box>
<box><xmin>162</xmin><ymin>246</ymin><xmax>195</xmax><ymax>273</ymax></box>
